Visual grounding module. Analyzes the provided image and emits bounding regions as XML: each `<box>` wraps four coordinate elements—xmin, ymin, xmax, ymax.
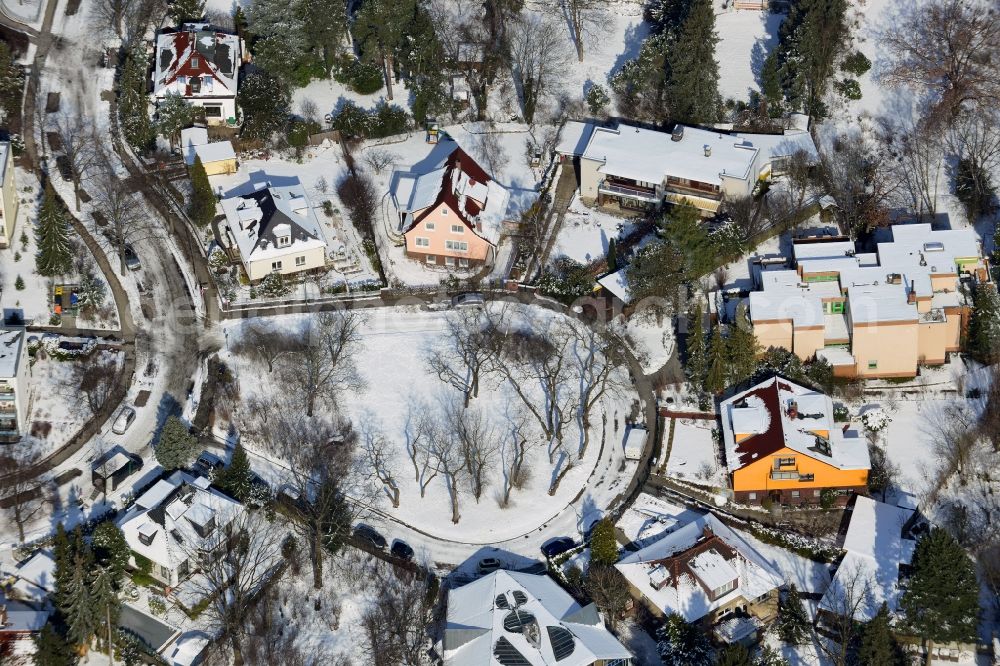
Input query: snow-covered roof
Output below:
<box><xmin>181</xmin><ymin>128</ymin><xmax>236</xmax><ymax>166</ymax></box>
<box><xmin>221</xmin><ymin>183</ymin><xmax>327</xmax><ymax>263</ymax></box>
<box><xmin>0</xmin><ymin>326</ymin><xmax>25</xmax><ymax>378</ymax></box>
<box><xmin>597</xmin><ymin>269</ymin><xmax>631</xmax><ymax>303</ymax></box>
<box><xmin>748</xmin><ymin>270</ymin><xmax>828</xmax><ymax>328</ymax></box>
<box><xmin>0</xmin><ymin>141</ymin><xmax>10</xmax><ymax>184</ymax></box>
<box><xmin>719</xmin><ymin>376</ymin><xmax>870</xmax><ymax>472</ymax></box>
<box><xmin>555</xmin><ymin>121</ymin><xmax>596</xmax><ymax>157</ymax></box>
<box><xmin>616</xmin><ymin>513</ymin><xmax>783</xmax><ymax>623</ymax></box>
<box><xmin>393</xmin><ymin>146</ymin><xmax>510</xmax><ymax>246</ymax></box>
<box><xmin>0</xmin><ymin>597</ymin><xmax>49</xmax><ymax>633</ymax></box>
<box><xmin>6</xmin><ymin>550</ymin><xmax>56</xmax><ymax>604</ymax></box>
<box><xmin>117</xmin><ymin>470</ymin><xmax>244</xmax><ymax>573</ymax></box>
<box><xmin>819</xmin><ymin>497</ymin><xmax>915</xmax><ymax>621</ymax></box>
<box><xmin>623</xmin><ymin>426</ymin><xmax>646</xmax><ymax>455</ymax></box>
<box><xmin>734</xmin><ymin>130</ymin><xmax>819</xmax><ymax>164</ymax></box>
<box><xmin>444</xmin><ymin>570</ymin><xmax>632</xmax><ymax>666</ymax></box>
<box><xmin>582</xmin><ymin>124</ymin><xmax>759</xmax><ymax>187</ymax></box>
<box><xmin>152</xmin><ymin>25</ymin><xmax>240</xmax><ymax>100</ymax></box>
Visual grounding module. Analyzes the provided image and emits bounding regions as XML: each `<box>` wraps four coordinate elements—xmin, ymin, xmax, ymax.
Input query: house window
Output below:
<box><xmin>791</xmin><ymin>490</ymin><xmax>800</xmax><ymax>498</ymax></box>
<box><xmin>160</xmin><ymin>565</ymin><xmax>171</xmax><ymax>580</ymax></box>
<box><xmin>425</xmin><ymin>254</ymin><xmax>436</xmax><ymax>264</ymax></box>
<box><xmin>868</xmin><ymin>360</ymin><xmax>878</xmax><ymax>369</ymax></box>
<box><xmin>441</xmin><ymin>208</ymin><xmax>448</xmax><ymax>215</ymax></box>
<box><xmin>276</xmin><ymin>235</ymin><xmax>290</xmax><ymax>248</ymax></box>
<box><xmin>711</xmin><ymin>578</ymin><xmax>737</xmax><ymax>599</ymax></box>
<box><xmin>138</xmin><ymin>532</ymin><xmax>154</xmax><ymax>546</ymax></box>
<box><xmin>747</xmin><ymin>492</ymin><xmax>757</xmax><ymax>501</ymax></box>
<box><xmin>459</xmin><ymin>258</ymin><xmax>469</xmax><ymax>268</ymax></box>
<box><xmin>451</xmin><ymin>224</ymin><xmax>464</xmax><ymax>233</ymax></box>
<box><xmin>773</xmin><ymin>457</ymin><xmax>796</xmax><ymax>469</ymax></box>
<box><xmin>192</xmin><ymin>56</ymin><xmax>199</xmax><ymax>68</ymax></box>
<box><xmin>271</xmin><ymin>261</ymin><xmax>282</xmax><ymax>271</ymax></box>
<box><xmin>425</xmin><ymin>221</ymin><xmax>436</xmax><ymax>231</ymax></box>
<box><xmin>295</xmin><ymin>256</ymin><xmax>306</xmax><ymax>266</ymax></box>
<box><xmin>445</xmin><ymin>256</ymin><xmax>455</xmax><ymax>266</ymax></box>
<box><xmin>414</xmin><ymin>237</ymin><xmax>430</xmax><ymax>247</ymax></box>
<box><xmin>445</xmin><ymin>240</ymin><xmax>469</xmax><ymax>252</ymax></box>
<box><xmin>205</xmin><ymin>105</ymin><xmax>222</xmax><ymax>118</ymax></box>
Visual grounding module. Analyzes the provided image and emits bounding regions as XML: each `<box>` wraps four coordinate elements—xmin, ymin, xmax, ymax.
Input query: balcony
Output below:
<box><xmin>598</xmin><ymin>179</ymin><xmax>661</xmax><ymax>203</ymax></box>
<box><xmin>770</xmin><ymin>470</ymin><xmax>815</xmax><ymax>482</ymax></box>
<box><xmin>665</xmin><ymin>177</ymin><xmax>722</xmax><ymax>198</ymax></box>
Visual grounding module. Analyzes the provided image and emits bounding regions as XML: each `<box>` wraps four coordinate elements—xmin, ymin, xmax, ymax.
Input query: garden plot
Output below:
<box><xmin>219</xmin><ymin>303</ymin><xmax>638</xmax><ymax>553</ymax></box>
<box><xmin>715</xmin><ymin>9</ymin><xmax>784</xmax><ymax>103</ymax></box>
<box><xmin>21</xmin><ymin>349</ymin><xmax>125</xmax><ymax>457</ymax></box>
<box><xmin>666</xmin><ymin>419</ymin><xmax>725</xmax><ymax>488</ymax></box>
<box><xmin>614</xmin><ymin>312</ymin><xmax>676</xmax><ymax>376</ymax></box>
<box><xmin>551</xmin><ymin>194</ymin><xmax>641</xmax><ymax>266</ymax></box>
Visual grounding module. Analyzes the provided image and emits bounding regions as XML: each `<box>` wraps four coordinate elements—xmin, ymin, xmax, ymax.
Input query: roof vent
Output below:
<box><xmin>924</xmin><ymin>242</ymin><xmax>945</xmax><ymax>252</ymax></box>
<box><xmin>704</xmin><ymin>145</ymin><xmax>711</xmax><ymax>157</ymax></box>
<box><xmin>671</xmin><ymin>126</ymin><xmax>684</xmax><ymax>142</ymax></box>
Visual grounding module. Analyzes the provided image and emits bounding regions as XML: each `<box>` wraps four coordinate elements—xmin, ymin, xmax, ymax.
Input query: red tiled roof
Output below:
<box><xmin>410</xmin><ymin>147</ymin><xmax>493</xmax><ymax>237</ymax></box>
<box><xmin>161</xmin><ymin>31</ymin><xmax>226</xmax><ymax>90</ymax></box>
<box><xmin>730</xmin><ymin>379</ymin><xmax>794</xmax><ymax>468</ymax></box>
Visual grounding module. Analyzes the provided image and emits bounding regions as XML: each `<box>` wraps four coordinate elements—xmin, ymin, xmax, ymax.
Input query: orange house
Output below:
<box><xmin>719</xmin><ymin>376</ymin><xmax>870</xmax><ymax>505</ymax></box>
<box><xmin>393</xmin><ymin>146</ymin><xmax>510</xmax><ymax>269</ymax></box>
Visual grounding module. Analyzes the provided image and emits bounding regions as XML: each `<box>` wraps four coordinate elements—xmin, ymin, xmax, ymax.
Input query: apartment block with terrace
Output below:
<box><xmin>556</xmin><ymin>121</ymin><xmax>817</xmax><ymax>214</ymax></box>
<box><xmin>748</xmin><ymin>223</ymin><xmax>988</xmax><ymax>379</ymax></box>
<box><xmin>0</xmin><ymin>326</ymin><xmax>28</xmax><ymax>444</ymax></box>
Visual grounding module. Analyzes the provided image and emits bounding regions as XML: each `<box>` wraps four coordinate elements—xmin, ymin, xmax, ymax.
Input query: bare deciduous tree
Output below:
<box><xmin>360</xmin><ymin>568</ymin><xmax>432</xmax><ymax>666</ymax></box>
<box><xmin>879</xmin><ymin>113</ymin><xmax>944</xmax><ymax>219</ymax></box>
<box><xmin>816</xmin><ymin>562</ymin><xmax>875</xmax><ymax>666</ymax></box>
<box><xmin>121</xmin><ymin>0</ymin><xmax>168</xmax><ymax>52</ymax></box>
<box><xmin>726</xmin><ymin>194</ymin><xmax>767</xmax><ymax>245</ymax></box>
<box><xmin>446</xmin><ymin>400</ymin><xmax>500</xmax><ymax>503</ymax></box>
<box><xmin>361</xmin><ymin>417</ymin><xmax>401</xmax><ymax>508</ymax></box>
<box><xmin>585</xmin><ymin>565</ymin><xmax>631</xmax><ymax>631</ymax></box>
<box><xmin>242</xmin><ymin>586</ymin><xmax>310</xmax><ymax>666</ymax></box>
<box><xmin>0</xmin><ymin>447</ymin><xmax>46</xmax><ymax>543</ymax></box>
<box><xmin>426</xmin><ymin>307</ymin><xmax>502</xmax><ymax>407</ymax></box>
<box><xmin>75</xmin><ymin>353</ymin><xmax>120</xmax><ymax>415</ymax></box>
<box><xmin>427</xmin><ymin>411</ymin><xmax>469</xmax><ymax>524</ymax></box>
<box><xmin>879</xmin><ymin>0</ymin><xmax>1000</xmax><ymax>125</ymax></box>
<box><xmin>54</xmin><ymin>111</ymin><xmax>101</xmax><ymax>211</ymax></box>
<box><xmin>282</xmin><ymin>311</ymin><xmax>365</xmax><ymax>417</ymax></box>
<box><xmin>91</xmin><ymin>0</ymin><xmax>135</xmax><ymax>37</ymax></box>
<box><xmin>947</xmin><ymin>106</ymin><xmax>1000</xmax><ymax>220</ymax></box>
<box><xmin>551</xmin><ymin>0</ymin><xmax>603</xmax><ymax>62</ymax></box>
<box><xmin>188</xmin><ymin>511</ymin><xmax>285</xmax><ymax>666</ymax></box>
<box><xmin>403</xmin><ymin>405</ymin><xmax>438</xmax><ymax>498</ymax></box>
<box><xmin>819</xmin><ymin>132</ymin><xmax>901</xmax><ymax>237</ymax></box>
<box><xmin>569</xmin><ymin>323</ymin><xmax>626</xmax><ymax>458</ymax></box>
<box><xmin>90</xmin><ymin>166</ymin><xmax>160</xmax><ymax>274</ymax></box>
<box><xmin>509</xmin><ymin>13</ymin><xmax>572</xmax><ymax>123</ymax></box>
<box><xmin>362</xmin><ymin>148</ymin><xmax>399</xmax><ymax>175</ymax></box>
<box><xmin>233</xmin><ymin>323</ymin><xmax>301</xmax><ymax>373</ymax></box>
<box><xmin>498</xmin><ymin>408</ymin><xmax>532</xmax><ymax>508</ymax></box>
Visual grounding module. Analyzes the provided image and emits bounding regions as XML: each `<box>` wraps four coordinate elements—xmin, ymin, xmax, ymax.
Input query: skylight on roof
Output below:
<box><xmin>546</xmin><ymin>626</ymin><xmax>576</xmax><ymax>661</ymax></box>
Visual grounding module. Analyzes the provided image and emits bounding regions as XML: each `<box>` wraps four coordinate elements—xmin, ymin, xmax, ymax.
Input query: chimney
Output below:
<box><xmin>787</xmin><ymin>401</ymin><xmax>799</xmax><ymax>420</ymax></box>
<box><xmin>842</xmin><ymin>423</ymin><xmax>850</xmax><ymax>434</ymax></box>
<box><xmin>704</xmin><ymin>145</ymin><xmax>711</xmax><ymax>157</ymax></box>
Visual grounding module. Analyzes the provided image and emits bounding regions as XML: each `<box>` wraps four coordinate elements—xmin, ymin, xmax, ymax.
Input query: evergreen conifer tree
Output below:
<box><xmin>238</xmin><ymin>70</ymin><xmax>290</xmax><ymax>142</ymax></box>
<box><xmin>92</xmin><ymin>521</ymin><xmax>130</xmax><ymax>582</ymax></box>
<box><xmin>168</xmin><ymin>0</ymin><xmax>204</xmax><ymax>23</ymax></box>
<box><xmin>704</xmin><ymin>324</ymin><xmax>728</xmax><ymax>394</ymax></box>
<box><xmin>35</xmin><ymin>183</ymin><xmax>73</xmax><ymax>277</ymax></box>
<box><xmin>214</xmin><ymin>441</ymin><xmax>253</xmax><ymax>502</ymax></box>
<box><xmin>656</xmin><ymin>613</ymin><xmax>712</xmax><ymax>666</ymax></box>
<box><xmin>727</xmin><ymin>303</ymin><xmax>761</xmax><ymax>386</ymax></box>
<box><xmin>859</xmin><ymin>602</ymin><xmax>905</xmax><ymax>666</ymax></box>
<box><xmin>589</xmin><ymin>518</ymin><xmax>619</xmax><ymax>566</ymax></box>
<box><xmin>778</xmin><ymin>584</ymin><xmax>810</xmax><ymax>644</ymax></box>
<box><xmin>52</xmin><ymin>523</ymin><xmax>73</xmax><ymax>609</ymax></box>
<box><xmin>966</xmin><ymin>283</ymin><xmax>1000</xmax><ymax>364</ymax></box>
<box><xmin>63</xmin><ymin>557</ymin><xmax>96</xmax><ymax>649</ymax></box>
<box><xmin>901</xmin><ymin>528</ymin><xmax>980</xmax><ymax>643</ymax></box>
<box><xmin>686</xmin><ymin>301</ymin><xmax>707</xmax><ymax>390</ymax></box>
<box><xmin>156</xmin><ymin>93</ymin><xmax>196</xmax><ymax>149</ymax></box>
<box><xmin>32</xmin><ymin>622</ymin><xmax>74</xmax><ymax>666</ymax></box>
<box><xmin>188</xmin><ymin>156</ymin><xmax>216</xmax><ymax>228</ymax></box>
<box><xmin>716</xmin><ymin>642</ymin><xmax>752</xmax><ymax>666</ymax></box>
<box><xmin>154</xmin><ymin>416</ymin><xmax>199</xmax><ymax>470</ymax></box>
<box><xmin>90</xmin><ymin>567</ymin><xmax>120</xmax><ymax>657</ymax></box>
<box><xmin>666</xmin><ymin>0</ymin><xmax>720</xmax><ymax>124</ymax></box>
<box><xmin>119</xmin><ymin>50</ymin><xmax>156</xmax><ymax>153</ymax></box>
<box><xmin>606</xmin><ymin>238</ymin><xmax>617</xmax><ymax>272</ymax></box>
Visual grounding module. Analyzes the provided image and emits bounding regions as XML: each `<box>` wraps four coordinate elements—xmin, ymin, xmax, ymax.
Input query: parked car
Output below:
<box><xmin>541</xmin><ymin>537</ymin><xmax>576</xmax><ymax>559</ymax></box>
<box><xmin>391</xmin><ymin>540</ymin><xmax>414</xmax><ymax>562</ymax></box>
<box><xmin>193</xmin><ymin>451</ymin><xmax>224</xmax><ymax>476</ymax></box>
<box><xmin>477</xmin><ymin>557</ymin><xmax>502</xmax><ymax>575</ymax></box>
<box><xmin>123</xmin><ymin>244</ymin><xmax>141</xmax><ymax>271</ymax></box>
<box><xmin>450</xmin><ymin>292</ymin><xmax>484</xmax><ymax>309</ymax></box>
<box><xmin>111</xmin><ymin>407</ymin><xmax>136</xmax><ymax>435</ymax></box>
<box><xmin>353</xmin><ymin>524</ymin><xmax>387</xmax><ymax>549</ymax></box>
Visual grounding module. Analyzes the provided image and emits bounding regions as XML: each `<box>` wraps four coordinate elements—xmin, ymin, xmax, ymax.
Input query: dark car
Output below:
<box><xmin>391</xmin><ymin>540</ymin><xmax>414</xmax><ymax>561</ymax></box>
<box><xmin>353</xmin><ymin>524</ymin><xmax>387</xmax><ymax>549</ymax></box>
<box><xmin>541</xmin><ymin>537</ymin><xmax>576</xmax><ymax>559</ymax></box>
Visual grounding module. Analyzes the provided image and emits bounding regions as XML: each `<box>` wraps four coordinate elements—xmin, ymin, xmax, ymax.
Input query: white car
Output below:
<box><xmin>111</xmin><ymin>407</ymin><xmax>136</xmax><ymax>435</ymax></box>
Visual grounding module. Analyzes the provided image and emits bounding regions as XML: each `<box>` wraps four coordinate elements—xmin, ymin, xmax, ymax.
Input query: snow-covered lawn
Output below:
<box><xmin>220</xmin><ymin>303</ymin><xmax>639</xmax><ymax>563</ymax></box>
<box><xmin>666</xmin><ymin>419</ymin><xmax>725</xmax><ymax>488</ymax></box>
<box><xmin>21</xmin><ymin>349</ymin><xmax>125</xmax><ymax>456</ymax></box>
<box><xmin>715</xmin><ymin>9</ymin><xmax>784</xmax><ymax>103</ymax></box>
<box><xmin>616</xmin><ymin>312</ymin><xmax>676</xmax><ymax>376</ymax></box>
<box><xmin>735</xmin><ymin>528</ymin><xmax>831</xmax><ymax>598</ymax></box>
<box><xmin>551</xmin><ymin>195</ymin><xmax>639</xmax><ymax>266</ymax></box>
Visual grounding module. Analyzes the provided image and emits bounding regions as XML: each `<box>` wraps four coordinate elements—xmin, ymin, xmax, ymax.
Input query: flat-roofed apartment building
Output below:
<box><xmin>558</xmin><ymin>121</ymin><xmax>817</xmax><ymax>215</ymax></box>
<box><xmin>748</xmin><ymin>223</ymin><xmax>988</xmax><ymax>378</ymax></box>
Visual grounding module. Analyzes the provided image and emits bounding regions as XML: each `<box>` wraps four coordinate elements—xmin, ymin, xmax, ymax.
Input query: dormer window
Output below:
<box><xmin>277</xmin><ymin>234</ymin><xmax>290</xmax><ymax>248</ymax></box>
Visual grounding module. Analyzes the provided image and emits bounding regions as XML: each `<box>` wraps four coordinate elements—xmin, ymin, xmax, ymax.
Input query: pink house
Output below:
<box><xmin>392</xmin><ymin>147</ymin><xmax>510</xmax><ymax>269</ymax></box>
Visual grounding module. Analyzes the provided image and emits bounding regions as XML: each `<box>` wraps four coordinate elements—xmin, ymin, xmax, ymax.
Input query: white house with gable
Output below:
<box><xmin>117</xmin><ymin>470</ymin><xmax>245</xmax><ymax>588</ymax></box>
<box><xmin>444</xmin><ymin>570</ymin><xmax>633</xmax><ymax>665</ymax></box>
<box><xmin>152</xmin><ymin>24</ymin><xmax>243</xmax><ymax>125</ymax></box>
<box><xmin>220</xmin><ymin>183</ymin><xmax>328</xmax><ymax>281</ymax></box>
